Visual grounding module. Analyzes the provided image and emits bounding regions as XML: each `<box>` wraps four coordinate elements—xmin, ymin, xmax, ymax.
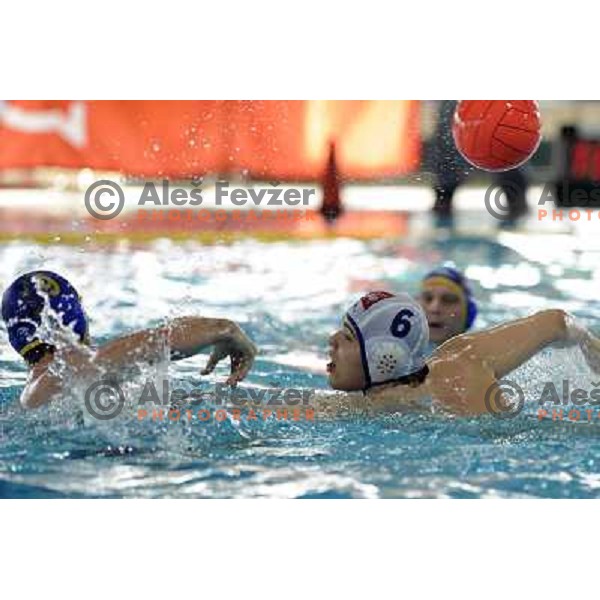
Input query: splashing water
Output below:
<box><xmin>2</xmin><ymin>231</ymin><xmax>600</xmax><ymax>498</ymax></box>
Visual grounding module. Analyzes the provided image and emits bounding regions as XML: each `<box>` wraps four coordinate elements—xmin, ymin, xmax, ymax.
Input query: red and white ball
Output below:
<box><xmin>452</xmin><ymin>100</ymin><xmax>542</xmax><ymax>171</ymax></box>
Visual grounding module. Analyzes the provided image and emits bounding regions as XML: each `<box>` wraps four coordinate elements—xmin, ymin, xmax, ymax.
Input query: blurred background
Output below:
<box><xmin>0</xmin><ymin>100</ymin><xmax>599</xmax><ymax>241</ymax></box>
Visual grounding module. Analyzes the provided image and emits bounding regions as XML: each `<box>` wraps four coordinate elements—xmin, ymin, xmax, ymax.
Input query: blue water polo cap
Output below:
<box><xmin>422</xmin><ymin>266</ymin><xmax>477</xmax><ymax>330</ymax></box>
<box><xmin>1</xmin><ymin>270</ymin><xmax>89</xmax><ymax>364</ymax></box>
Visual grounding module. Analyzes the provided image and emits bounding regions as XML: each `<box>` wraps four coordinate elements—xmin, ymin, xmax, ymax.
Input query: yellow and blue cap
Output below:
<box><xmin>422</xmin><ymin>266</ymin><xmax>477</xmax><ymax>330</ymax></box>
<box><xmin>1</xmin><ymin>271</ymin><xmax>89</xmax><ymax>364</ymax></box>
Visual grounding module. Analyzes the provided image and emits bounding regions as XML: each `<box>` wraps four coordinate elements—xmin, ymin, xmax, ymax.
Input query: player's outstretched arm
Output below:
<box><xmin>458</xmin><ymin>309</ymin><xmax>593</xmax><ymax>379</ymax></box>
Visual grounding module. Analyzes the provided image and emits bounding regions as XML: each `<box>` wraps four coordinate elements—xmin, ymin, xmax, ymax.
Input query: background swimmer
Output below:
<box><xmin>2</xmin><ymin>271</ymin><xmax>257</xmax><ymax>409</ymax></box>
<box><xmin>324</xmin><ymin>291</ymin><xmax>600</xmax><ymax>416</ymax></box>
<box><xmin>419</xmin><ymin>266</ymin><xmax>477</xmax><ymax>346</ymax></box>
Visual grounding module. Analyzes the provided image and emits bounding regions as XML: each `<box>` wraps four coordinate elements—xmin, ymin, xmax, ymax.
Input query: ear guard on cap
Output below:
<box><xmin>344</xmin><ymin>291</ymin><xmax>430</xmax><ymax>389</ymax></box>
<box><xmin>364</xmin><ymin>337</ymin><xmax>413</xmax><ymax>382</ymax></box>
<box><xmin>465</xmin><ymin>296</ymin><xmax>477</xmax><ymax>330</ymax></box>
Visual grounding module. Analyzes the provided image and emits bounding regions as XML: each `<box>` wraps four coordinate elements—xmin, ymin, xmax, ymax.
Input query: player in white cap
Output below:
<box><xmin>326</xmin><ymin>290</ymin><xmax>600</xmax><ymax>415</ymax></box>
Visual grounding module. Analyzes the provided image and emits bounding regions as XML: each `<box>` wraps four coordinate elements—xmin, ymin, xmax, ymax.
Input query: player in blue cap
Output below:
<box><xmin>419</xmin><ymin>266</ymin><xmax>477</xmax><ymax>347</ymax></box>
<box><xmin>2</xmin><ymin>270</ymin><xmax>90</xmax><ymax>366</ymax></box>
<box><xmin>2</xmin><ymin>270</ymin><xmax>257</xmax><ymax>409</ymax></box>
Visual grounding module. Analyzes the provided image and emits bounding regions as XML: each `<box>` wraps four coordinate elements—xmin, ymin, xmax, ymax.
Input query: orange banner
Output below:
<box><xmin>0</xmin><ymin>101</ymin><xmax>420</xmax><ymax>180</ymax></box>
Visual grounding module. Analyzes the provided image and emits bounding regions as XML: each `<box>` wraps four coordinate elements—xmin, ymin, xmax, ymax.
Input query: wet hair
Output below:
<box><xmin>23</xmin><ymin>343</ymin><xmax>55</xmax><ymax>366</ymax></box>
<box><xmin>366</xmin><ymin>364</ymin><xmax>430</xmax><ymax>392</ymax></box>
<box><xmin>395</xmin><ymin>364</ymin><xmax>430</xmax><ymax>387</ymax></box>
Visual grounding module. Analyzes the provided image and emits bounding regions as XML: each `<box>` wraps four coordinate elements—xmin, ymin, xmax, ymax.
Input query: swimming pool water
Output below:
<box><xmin>2</xmin><ymin>226</ymin><xmax>600</xmax><ymax>498</ymax></box>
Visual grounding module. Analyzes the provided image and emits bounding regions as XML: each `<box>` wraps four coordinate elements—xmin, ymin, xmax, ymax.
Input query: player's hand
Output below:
<box><xmin>201</xmin><ymin>322</ymin><xmax>257</xmax><ymax>385</ymax></box>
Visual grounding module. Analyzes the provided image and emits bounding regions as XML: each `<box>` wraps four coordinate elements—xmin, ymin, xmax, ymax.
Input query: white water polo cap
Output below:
<box><xmin>343</xmin><ymin>291</ymin><xmax>429</xmax><ymax>388</ymax></box>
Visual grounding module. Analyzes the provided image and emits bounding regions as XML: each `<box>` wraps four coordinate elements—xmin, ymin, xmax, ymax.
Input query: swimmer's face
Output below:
<box><xmin>419</xmin><ymin>284</ymin><xmax>466</xmax><ymax>345</ymax></box>
<box><xmin>327</xmin><ymin>324</ymin><xmax>367</xmax><ymax>391</ymax></box>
